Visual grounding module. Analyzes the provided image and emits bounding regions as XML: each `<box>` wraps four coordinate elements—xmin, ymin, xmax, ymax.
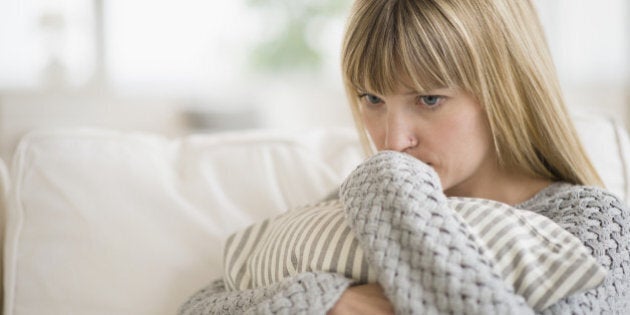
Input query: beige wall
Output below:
<box><xmin>564</xmin><ymin>84</ymin><xmax>630</xmax><ymax>129</ymax></box>
<box><xmin>0</xmin><ymin>91</ymin><xmax>187</xmax><ymax>162</ymax></box>
<box><xmin>0</xmin><ymin>81</ymin><xmax>356</xmax><ymax>163</ymax></box>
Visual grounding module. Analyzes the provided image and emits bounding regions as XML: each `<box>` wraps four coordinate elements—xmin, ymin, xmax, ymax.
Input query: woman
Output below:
<box><xmin>180</xmin><ymin>0</ymin><xmax>629</xmax><ymax>313</ymax></box>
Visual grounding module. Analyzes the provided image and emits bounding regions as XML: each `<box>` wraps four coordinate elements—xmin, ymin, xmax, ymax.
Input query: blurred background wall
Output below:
<box><xmin>0</xmin><ymin>0</ymin><xmax>628</xmax><ymax>162</ymax></box>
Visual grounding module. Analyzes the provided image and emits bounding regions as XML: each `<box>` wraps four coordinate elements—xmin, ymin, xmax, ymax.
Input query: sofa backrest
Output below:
<box><xmin>3</xmin><ymin>128</ymin><xmax>363</xmax><ymax>315</ymax></box>
<box><xmin>573</xmin><ymin>112</ymin><xmax>630</xmax><ymax>201</ymax></box>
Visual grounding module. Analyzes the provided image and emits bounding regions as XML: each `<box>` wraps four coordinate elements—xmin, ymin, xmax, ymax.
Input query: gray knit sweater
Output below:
<box><xmin>179</xmin><ymin>151</ymin><xmax>630</xmax><ymax>314</ymax></box>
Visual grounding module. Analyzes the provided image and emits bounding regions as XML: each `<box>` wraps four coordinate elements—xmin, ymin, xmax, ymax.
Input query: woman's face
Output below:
<box><xmin>359</xmin><ymin>86</ymin><xmax>498</xmax><ymax>196</ymax></box>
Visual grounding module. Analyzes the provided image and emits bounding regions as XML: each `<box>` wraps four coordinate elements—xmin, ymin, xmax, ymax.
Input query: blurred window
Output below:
<box><xmin>0</xmin><ymin>0</ymin><xmax>95</xmax><ymax>89</ymax></box>
<box><xmin>0</xmin><ymin>0</ymin><xmax>626</xmax><ymax>93</ymax></box>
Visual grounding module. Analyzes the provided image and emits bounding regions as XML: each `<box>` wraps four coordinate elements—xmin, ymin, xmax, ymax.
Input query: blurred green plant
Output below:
<box><xmin>246</xmin><ymin>0</ymin><xmax>352</xmax><ymax>73</ymax></box>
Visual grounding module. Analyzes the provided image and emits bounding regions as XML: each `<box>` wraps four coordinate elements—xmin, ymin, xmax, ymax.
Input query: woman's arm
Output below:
<box><xmin>178</xmin><ymin>272</ymin><xmax>353</xmax><ymax>315</ymax></box>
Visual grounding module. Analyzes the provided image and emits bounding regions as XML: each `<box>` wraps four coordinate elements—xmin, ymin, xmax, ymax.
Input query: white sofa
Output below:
<box><xmin>1</xmin><ymin>113</ymin><xmax>629</xmax><ymax>315</ymax></box>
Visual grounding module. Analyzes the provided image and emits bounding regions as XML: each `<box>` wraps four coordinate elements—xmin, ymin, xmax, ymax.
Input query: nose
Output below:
<box><xmin>383</xmin><ymin>111</ymin><xmax>418</xmax><ymax>152</ymax></box>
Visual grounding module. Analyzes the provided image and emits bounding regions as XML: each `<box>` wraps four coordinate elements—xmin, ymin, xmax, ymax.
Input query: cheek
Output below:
<box><xmin>433</xmin><ymin>113</ymin><xmax>490</xmax><ymax>189</ymax></box>
<box><xmin>436</xmin><ymin>109</ymin><xmax>492</xmax><ymax>160</ymax></box>
<box><xmin>432</xmin><ymin>118</ymin><xmax>469</xmax><ymax>150</ymax></box>
<box><xmin>362</xmin><ymin>113</ymin><xmax>385</xmax><ymax>149</ymax></box>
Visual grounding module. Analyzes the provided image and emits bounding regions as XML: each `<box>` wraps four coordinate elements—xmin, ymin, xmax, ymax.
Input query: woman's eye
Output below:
<box><xmin>419</xmin><ymin>95</ymin><xmax>442</xmax><ymax>107</ymax></box>
<box><xmin>359</xmin><ymin>93</ymin><xmax>383</xmax><ymax>105</ymax></box>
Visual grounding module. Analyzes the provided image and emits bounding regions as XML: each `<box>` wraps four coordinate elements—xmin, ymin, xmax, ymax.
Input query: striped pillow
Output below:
<box><xmin>450</xmin><ymin>197</ymin><xmax>606</xmax><ymax>309</ymax></box>
<box><xmin>223</xmin><ymin>200</ymin><xmax>377</xmax><ymax>291</ymax></box>
<box><xmin>223</xmin><ymin>198</ymin><xmax>606</xmax><ymax>310</ymax></box>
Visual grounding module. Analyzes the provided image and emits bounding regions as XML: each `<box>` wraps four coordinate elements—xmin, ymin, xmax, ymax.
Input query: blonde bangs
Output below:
<box><xmin>342</xmin><ymin>0</ymin><xmax>471</xmax><ymax>97</ymax></box>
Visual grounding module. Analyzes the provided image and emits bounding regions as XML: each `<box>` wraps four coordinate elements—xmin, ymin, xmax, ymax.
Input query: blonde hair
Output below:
<box><xmin>341</xmin><ymin>0</ymin><xmax>603</xmax><ymax>186</ymax></box>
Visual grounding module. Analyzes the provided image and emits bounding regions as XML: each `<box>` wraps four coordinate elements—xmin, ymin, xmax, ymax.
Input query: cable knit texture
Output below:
<box><xmin>517</xmin><ymin>182</ymin><xmax>630</xmax><ymax>314</ymax></box>
<box><xmin>179</xmin><ymin>151</ymin><xmax>629</xmax><ymax>314</ymax></box>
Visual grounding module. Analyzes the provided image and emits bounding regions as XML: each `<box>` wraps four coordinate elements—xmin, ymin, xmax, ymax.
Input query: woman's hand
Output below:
<box><xmin>328</xmin><ymin>283</ymin><xmax>394</xmax><ymax>315</ymax></box>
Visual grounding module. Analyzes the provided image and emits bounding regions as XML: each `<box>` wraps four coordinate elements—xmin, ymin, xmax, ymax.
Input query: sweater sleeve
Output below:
<box><xmin>532</xmin><ymin>186</ymin><xmax>630</xmax><ymax>314</ymax></box>
<box><xmin>178</xmin><ymin>271</ymin><xmax>353</xmax><ymax>315</ymax></box>
<box><xmin>339</xmin><ymin>151</ymin><xmax>533</xmax><ymax>314</ymax></box>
